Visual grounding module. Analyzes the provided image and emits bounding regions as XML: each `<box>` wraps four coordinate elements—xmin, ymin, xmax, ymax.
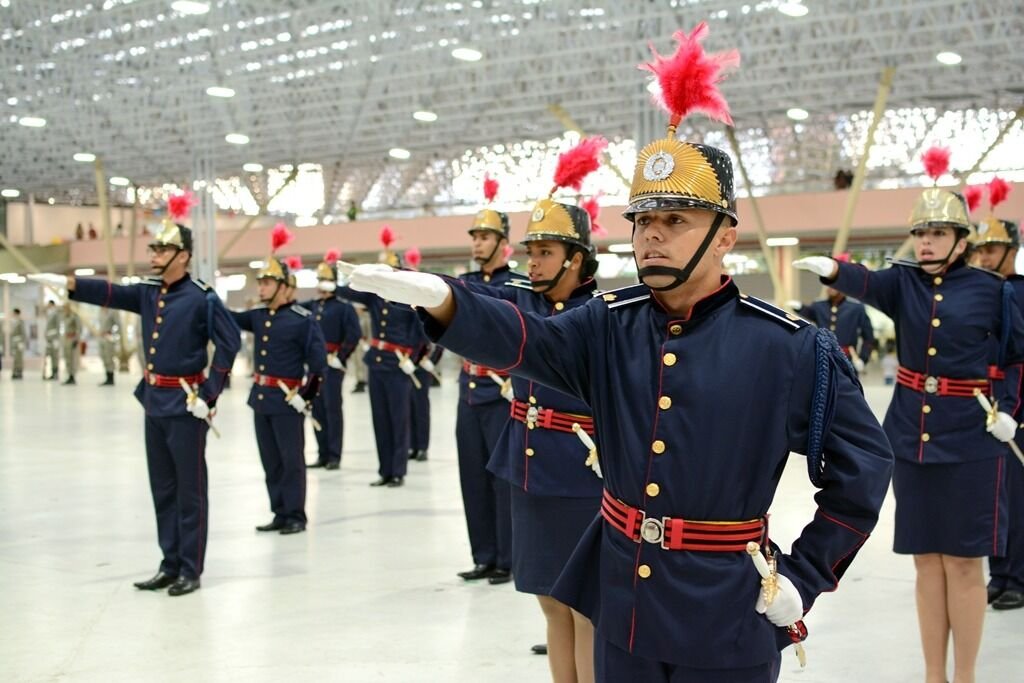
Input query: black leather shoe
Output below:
<box><xmin>386</xmin><ymin>477</ymin><xmax>405</xmax><ymax>487</ymax></box>
<box><xmin>369</xmin><ymin>477</ymin><xmax>393</xmax><ymax>487</ymax></box>
<box><xmin>488</xmin><ymin>569</ymin><xmax>512</xmax><ymax>585</ymax></box>
<box><xmin>63</xmin><ymin>376</ymin><xmax>76</xmax><ymax>385</ymax></box>
<box><xmin>325</xmin><ymin>461</ymin><xmax>340</xmax><ymax>470</ymax></box>
<box><xmin>134</xmin><ymin>571</ymin><xmax>178</xmax><ymax>590</ymax></box>
<box><xmin>988</xmin><ymin>585</ymin><xmax>1005</xmax><ymax>604</ymax></box>
<box><xmin>992</xmin><ymin>589</ymin><xmax>1024</xmax><ymax>610</ymax></box>
<box><xmin>531</xmin><ymin>644</ymin><xmax>548</xmax><ymax>655</ymax></box>
<box><xmin>280</xmin><ymin>522</ymin><xmax>306</xmax><ymax>535</ymax></box>
<box><xmin>352</xmin><ymin>381</ymin><xmax>367</xmax><ymax>394</ymax></box>
<box><xmin>307</xmin><ymin>460</ymin><xmax>327</xmax><ymax>469</ymax></box>
<box><xmin>457</xmin><ymin>564</ymin><xmax>496</xmax><ymax>581</ymax></box>
<box><xmin>256</xmin><ymin>520</ymin><xmax>285</xmax><ymax>532</ymax></box>
<box><xmin>414</xmin><ymin>450</ymin><xmax>428</xmax><ymax>462</ymax></box>
<box><xmin>167</xmin><ymin>577</ymin><xmax>201</xmax><ymax>596</ymax></box>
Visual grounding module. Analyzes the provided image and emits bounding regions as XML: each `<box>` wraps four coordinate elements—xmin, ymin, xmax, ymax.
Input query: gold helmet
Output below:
<box><xmin>624</xmin><ymin>23</ymin><xmax>740</xmax><ymax>225</ymax></box>
<box><xmin>256</xmin><ymin>223</ymin><xmax>294</xmax><ymax>282</ymax></box>
<box><xmin>470</xmin><ymin>175</ymin><xmax>510</xmax><ymax>238</ymax></box>
<box><xmin>974</xmin><ymin>177</ymin><xmax>1018</xmax><ymax>248</ymax></box>
<box><xmin>149</xmin><ymin>191</ymin><xmax>197</xmax><ymax>251</ymax></box>
<box><xmin>316</xmin><ymin>249</ymin><xmax>342</xmax><ymax>282</ymax></box>
<box><xmin>522</xmin><ymin>136</ymin><xmax>606</xmax><ymax>250</ymax></box>
<box><xmin>909</xmin><ymin>147</ymin><xmax>970</xmax><ymax>233</ymax></box>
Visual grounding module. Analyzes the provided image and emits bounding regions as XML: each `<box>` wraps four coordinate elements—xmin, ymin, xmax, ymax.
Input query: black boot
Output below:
<box><xmin>100</xmin><ymin>372</ymin><xmax>114</xmax><ymax>386</ymax></box>
<box><xmin>63</xmin><ymin>375</ymin><xmax>76</xmax><ymax>385</ymax></box>
<box><xmin>352</xmin><ymin>380</ymin><xmax>367</xmax><ymax>394</ymax></box>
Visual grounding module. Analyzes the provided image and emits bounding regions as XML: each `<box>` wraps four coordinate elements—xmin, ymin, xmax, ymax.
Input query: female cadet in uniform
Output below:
<box><xmin>346</xmin><ymin>24</ymin><xmax>894</xmax><ymax>682</ymax></box>
<box><xmin>796</xmin><ymin>153</ymin><xmax>1024</xmax><ymax>683</ymax></box>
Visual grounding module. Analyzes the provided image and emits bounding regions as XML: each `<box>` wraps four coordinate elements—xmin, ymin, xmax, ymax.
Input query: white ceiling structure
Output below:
<box><xmin>1</xmin><ymin>0</ymin><xmax>1022</xmax><ymax>220</ymax></box>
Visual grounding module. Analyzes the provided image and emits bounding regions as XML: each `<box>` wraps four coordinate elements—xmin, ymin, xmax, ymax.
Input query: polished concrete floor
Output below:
<box><xmin>1</xmin><ymin>361</ymin><xmax>1021</xmax><ymax>682</ymax></box>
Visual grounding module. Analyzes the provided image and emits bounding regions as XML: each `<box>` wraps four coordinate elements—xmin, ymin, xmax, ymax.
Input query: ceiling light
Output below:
<box><xmin>389</xmin><ymin>147</ymin><xmax>411</xmax><ymax>160</ymax></box>
<box><xmin>294</xmin><ymin>216</ymin><xmax>317</xmax><ymax>227</ymax></box>
<box><xmin>18</xmin><ymin>116</ymin><xmax>46</xmax><ymax>127</ymax></box>
<box><xmin>451</xmin><ymin>47</ymin><xmax>482</xmax><ymax>62</ymax></box>
<box><xmin>766</xmin><ymin>237</ymin><xmax>800</xmax><ymax>247</ymax></box>
<box><xmin>413</xmin><ymin>110</ymin><xmax>438</xmax><ymax>122</ymax></box>
<box><xmin>170</xmin><ymin>1</ymin><xmax>210</xmax><ymax>15</ymax></box>
<box><xmin>73</xmin><ymin>152</ymin><xmax>96</xmax><ymax>162</ymax></box>
<box><xmin>6</xmin><ymin>97</ymin><xmax>17</xmax><ymax>105</ymax></box>
<box><xmin>225</xmin><ymin>133</ymin><xmax>250</xmax><ymax>145</ymax></box>
<box><xmin>777</xmin><ymin>2</ymin><xmax>808</xmax><ymax>17</ymax></box>
<box><xmin>243</xmin><ymin>162</ymin><xmax>263</xmax><ymax>172</ymax></box>
<box><xmin>936</xmin><ymin>51</ymin><xmax>962</xmax><ymax>65</ymax></box>
<box><xmin>607</xmin><ymin>243</ymin><xmax>634</xmax><ymax>253</ymax></box>
<box><xmin>74</xmin><ymin>268</ymin><xmax>96</xmax><ymax>276</ymax></box>
<box><xmin>109</xmin><ymin>176</ymin><xmax>130</xmax><ymax>186</ymax></box>
<box><xmin>786</xmin><ymin>107</ymin><xmax>809</xmax><ymax>121</ymax></box>
<box><xmin>205</xmin><ymin>86</ymin><xmax>235</xmax><ymax>98</ymax></box>
<box><xmin>1</xmin><ymin>188</ymin><xmax>20</xmax><ymax>198</ymax></box>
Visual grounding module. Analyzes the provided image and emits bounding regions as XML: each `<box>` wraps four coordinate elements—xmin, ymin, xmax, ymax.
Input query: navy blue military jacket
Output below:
<box><xmin>71</xmin><ymin>275</ymin><xmax>241</xmax><ymax>416</ymax></box>
<box><xmin>422</xmin><ymin>276</ymin><xmax>893</xmax><ymax>668</ymax></box>
<box><xmin>801</xmin><ymin>296</ymin><xmax>875</xmax><ymax>363</ymax></box>
<box><xmin>336</xmin><ymin>286</ymin><xmax>427</xmax><ymax>372</ymax></box>
<box><xmin>299</xmin><ymin>295</ymin><xmax>361</xmax><ymax>366</ymax></box>
<box><xmin>232</xmin><ymin>303</ymin><xmax>327</xmax><ymax>415</ymax></box>
<box><xmin>482</xmin><ymin>278</ymin><xmax>604</xmax><ymax>499</ymax></box>
<box><xmin>830</xmin><ymin>259</ymin><xmax>1024</xmax><ymax>464</ymax></box>
<box><xmin>457</xmin><ymin>264</ymin><xmax>528</xmax><ymax>406</ymax></box>
<box><xmin>990</xmin><ymin>273</ymin><xmax>1024</xmax><ymax>449</ymax></box>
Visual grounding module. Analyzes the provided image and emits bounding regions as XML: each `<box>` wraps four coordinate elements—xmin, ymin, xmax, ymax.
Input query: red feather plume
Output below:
<box><xmin>580</xmin><ymin>195</ymin><xmax>607</xmax><ymax>237</ymax></box>
<box><xmin>964</xmin><ymin>185</ymin><xmax>984</xmax><ymax>214</ymax></box>
<box><xmin>284</xmin><ymin>256</ymin><xmax>303</xmax><ymax>272</ymax></box>
<box><xmin>324</xmin><ymin>248</ymin><xmax>341</xmax><ymax>264</ymax></box>
<box><xmin>483</xmin><ymin>175</ymin><xmax>499</xmax><ymax>203</ymax></box>
<box><xmin>404</xmin><ymin>247</ymin><xmax>422</xmax><ymax>270</ymax></box>
<box><xmin>502</xmin><ymin>244</ymin><xmax>515</xmax><ymax>260</ymax></box>
<box><xmin>921</xmin><ymin>146</ymin><xmax>951</xmax><ymax>182</ymax></box>
<box><xmin>379</xmin><ymin>224</ymin><xmax>395</xmax><ymax>248</ymax></box>
<box><xmin>167</xmin><ymin>191</ymin><xmax>198</xmax><ymax>221</ymax></box>
<box><xmin>553</xmin><ymin>136</ymin><xmax>607</xmax><ymax>192</ymax></box>
<box><xmin>988</xmin><ymin>177</ymin><xmax>1011</xmax><ymax>209</ymax></box>
<box><xmin>639</xmin><ymin>22</ymin><xmax>739</xmax><ymax>127</ymax></box>
<box><xmin>271</xmin><ymin>222</ymin><xmax>294</xmax><ymax>252</ymax></box>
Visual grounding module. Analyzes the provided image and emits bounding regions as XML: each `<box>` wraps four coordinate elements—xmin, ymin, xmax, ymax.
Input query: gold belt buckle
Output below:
<box><xmin>468</xmin><ymin>363</ymin><xmax>479</xmax><ymax>375</ymax></box>
<box><xmin>526</xmin><ymin>405</ymin><xmax>540</xmax><ymax>429</ymax></box>
<box><xmin>924</xmin><ymin>376</ymin><xmax>939</xmax><ymax>394</ymax></box>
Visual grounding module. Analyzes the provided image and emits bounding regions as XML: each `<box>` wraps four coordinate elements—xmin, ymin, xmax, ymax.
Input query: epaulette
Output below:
<box><xmin>250</xmin><ymin>303</ymin><xmax>269</xmax><ymax>310</ymax></box>
<box><xmin>595</xmin><ymin>283</ymin><xmax>650</xmax><ymax>310</ymax></box>
<box><xmin>290</xmin><ymin>303</ymin><xmax>312</xmax><ymax>317</ymax></box>
<box><xmin>885</xmin><ymin>257</ymin><xmax>921</xmax><ymax>269</ymax></box>
<box><xmin>506</xmin><ymin>279</ymin><xmax>534</xmax><ymax>290</ymax></box>
<box><xmin>738</xmin><ymin>293</ymin><xmax>809</xmax><ymax>331</ymax></box>
<box><xmin>141</xmin><ymin>277</ymin><xmax>162</xmax><ymax>286</ymax></box>
<box><xmin>968</xmin><ymin>264</ymin><xmax>1005</xmax><ymax>279</ymax></box>
<box><xmin>189</xmin><ymin>277</ymin><xmax>212</xmax><ymax>291</ymax></box>
<box><xmin>508</xmin><ymin>271</ymin><xmax>529</xmax><ymax>282</ymax></box>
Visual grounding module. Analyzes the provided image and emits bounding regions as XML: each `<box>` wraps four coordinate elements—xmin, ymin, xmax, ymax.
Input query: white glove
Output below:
<box><xmin>27</xmin><ymin>273</ymin><xmax>69</xmax><ymax>289</ymax></box>
<box><xmin>500</xmin><ymin>379</ymin><xmax>514</xmax><ymax>402</ymax></box>
<box><xmin>784</xmin><ymin>300</ymin><xmax>803</xmax><ymax>311</ymax></box>
<box><xmin>852</xmin><ymin>354</ymin><xmax>866</xmax><ymax>373</ymax></box>
<box><xmin>348</xmin><ymin>265</ymin><xmax>451</xmax><ymax>308</ymax></box>
<box><xmin>755</xmin><ymin>572</ymin><xmax>803</xmax><ymax>627</ymax></box>
<box><xmin>987</xmin><ymin>411</ymin><xmax>1018</xmax><ymax>443</ymax></box>
<box><xmin>288</xmin><ymin>394</ymin><xmax>308</xmax><ymax>414</ymax></box>
<box><xmin>327</xmin><ymin>353</ymin><xmax>344</xmax><ymax>369</ymax></box>
<box><xmin>419</xmin><ymin>358</ymin><xmax>437</xmax><ymax>374</ymax></box>
<box><xmin>187</xmin><ymin>397</ymin><xmax>211</xmax><ymax>421</ymax></box>
<box><xmin>589</xmin><ymin>455</ymin><xmax>603</xmax><ymax>478</ymax></box>
<box><xmin>792</xmin><ymin>257</ymin><xmax>837</xmax><ymax>279</ymax></box>
<box><xmin>399</xmin><ymin>357</ymin><xmax>417</xmax><ymax>376</ymax></box>
<box><xmin>360</xmin><ymin>341</ymin><xmax>370</xmax><ymax>353</ymax></box>
<box><xmin>317</xmin><ymin>280</ymin><xmax>337</xmax><ymax>293</ymax></box>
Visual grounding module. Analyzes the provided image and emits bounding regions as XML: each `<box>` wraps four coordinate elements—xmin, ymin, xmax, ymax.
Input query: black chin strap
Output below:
<box><xmin>994</xmin><ymin>245</ymin><xmax>1012</xmax><ymax>274</ymax></box>
<box><xmin>261</xmin><ymin>281</ymin><xmax>284</xmax><ymax>304</ymax></box>
<box><xmin>917</xmin><ymin>239</ymin><xmax>962</xmax><ymax>270</ymax></box>
<box><xmin>475</xmin><ymin>240</ymin><xmax>502</xmax><ymax>266</ymax></box>
<box><xmin>152</xmin><ymin>247</ymin><xmax>182</xmax><ymax>276</ymax></box>
<box><xmin>530</xmin><ymin>258</ymin><xmax>573</xmax><ymax>294</ymax></box>
<box><xmin>636</xmin><ymin>213</ymin><xmax>726</xmax><ymax>292</ymax></box>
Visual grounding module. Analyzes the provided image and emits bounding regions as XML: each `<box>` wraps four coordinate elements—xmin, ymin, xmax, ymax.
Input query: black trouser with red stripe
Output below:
<box><xmin>144</xmin><ymin>415</ymin><xmax>209</xmax><ymax>580</ymax></box>
<box><xmin>254</xmin><ymin>412</ymin><xmax>307</xmax><ymax>525</ymax></box>
<box><xmin>312</xmin><ymin>367</ymin><xmax>344</xmax><ymax>465</ymax></box>
<box><xmin>456</xmin><ymin>399</ymin><xmax>512</xmax><ymax>570</ymax></box>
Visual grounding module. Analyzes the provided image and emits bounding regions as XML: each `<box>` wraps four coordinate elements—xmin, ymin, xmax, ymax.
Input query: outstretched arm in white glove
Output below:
<box><xmin>792</xmin><ymin>257</ymin><xmax>838</xmax><ymax>279</ymax></box>
<box><xmin>346</xmin><ymin>264</ymin><xmax>454</xmax><ymax>318</ymax></box>
<box><xmin>27</xmin><ymin>273</ymin><xmax>73</xmax><ymax>291</ymax></box>
<box><xmin>755</xmin><ymin>572</ymin><xmax>804</xmax><ymax>627</ymax></box>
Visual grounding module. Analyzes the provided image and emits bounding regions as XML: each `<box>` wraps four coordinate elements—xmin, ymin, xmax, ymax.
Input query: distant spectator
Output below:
<box><xmin>115</xmin><ymin>222</ymin><xmax>124</xmax><ymax>237</ymax></box>
<box><xmin>88</xmin><ymin>224</ymin><xmax>98</xmax><ymax>240</ymax></box>
<box><xmin>75</xmin><ymin>223</ymin><xmax>84</xmax><ymax>240</ymax></box>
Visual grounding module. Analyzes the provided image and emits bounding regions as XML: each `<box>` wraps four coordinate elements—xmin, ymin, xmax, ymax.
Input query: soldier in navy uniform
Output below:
<box><xmin>796</xmin><ymin>156</ymin><xmax>1024</xmax><ymax>681</ymax></box>
<box><xmin>303</xmin><ymin>250</ymin><xmax>361</xmax><ymax>471</ymax></box>
<box><xmin>969</xmin><ymin>178</ymin><xmax>1024</xmax><ymax>611</ymax></box>
<box><xmin>336</xmin><ymin>230</ymin><xmax>428</xmax><ymax>488</ymax></box>
<box><xmin>348</xmin><ymin>24</ymin><xmax>894</xmax><ymax>682</ymax></box>
<box><xmin>449</xmin><ymin>177</ymin><xmax>527</xmax><ymax>584</ymax></box>
<box><xmin>32</xmin><ymin>193</ymin><xmax>241</xmax><ymax>596</ymax></box>
<box><xmin>409</xmin><ymin>343</ymin><xmax>435</xmax><ymax>462</ymax></box>
<box><xmin>476</xmin><ymin>162</ymin><xmax>606</xmax><ymax>680</ymax></box>
<box><xmin>232</xmin><ymin>244</ymin><xmax>326</xmax><ymax>535</ymax></box>
<box><xmin>797</xmin><ymin>254</ymin><xmax>876</xmax><ymax>375</ymax></box>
